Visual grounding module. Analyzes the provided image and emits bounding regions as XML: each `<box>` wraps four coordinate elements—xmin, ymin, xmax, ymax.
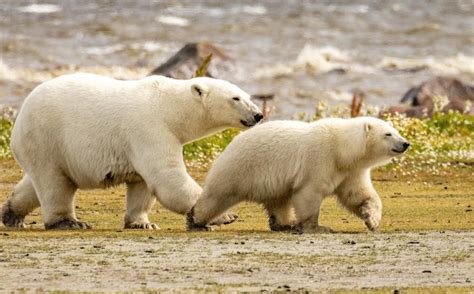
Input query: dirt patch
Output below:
<box><xmin>0</xmin><ymin>231</ymin><xmax>472</xmax><ymax>292</ymax></box>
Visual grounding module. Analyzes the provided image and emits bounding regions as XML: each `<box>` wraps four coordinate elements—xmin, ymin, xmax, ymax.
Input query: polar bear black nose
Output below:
<box><xmin>254</xmin><ymin>113</ymin><xmax>264</xmax><ymax>122</ymax></box>
<box><xmin>402</xmin><ymin>142</ymin><xmax>410</xmax><ymax>150</ymax></box>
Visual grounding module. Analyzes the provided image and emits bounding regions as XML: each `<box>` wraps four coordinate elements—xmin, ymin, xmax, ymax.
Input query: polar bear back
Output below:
<box><xmin>10</xmin><ymin>73</ymin><xmax>203</xmax><ymax>188</ymax></box>
<box><xmin>203</xmin><ymin>118</ymin><xmax>376</xmax><ymax>202</ymax></box>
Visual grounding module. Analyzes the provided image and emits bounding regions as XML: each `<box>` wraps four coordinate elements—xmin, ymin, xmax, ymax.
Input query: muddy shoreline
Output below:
<box><xmin>0</xmin><ymin>231</ymin><xmax>472</xmax><ymax>292</ymax></box>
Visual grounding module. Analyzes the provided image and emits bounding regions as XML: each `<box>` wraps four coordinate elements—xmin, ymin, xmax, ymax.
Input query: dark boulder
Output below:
<box><xmin>386</xmin><ymin>77</ymin><xmax>474</xmax><ymax>117</ymax></box>
<box><xmin>148</xmin><ymin>43</ymin><xmax>234</xmax><ymax>79</ymax></box>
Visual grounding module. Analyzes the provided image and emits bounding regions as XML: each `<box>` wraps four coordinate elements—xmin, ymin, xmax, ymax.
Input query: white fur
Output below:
<box><xmin>3</xmin><ymin>73</ymin><xmax>261</xmax><ymax>229</ymax></box>
<box><xmin>191</xmin><ymin>117</ymin><xmax>409</xmax><ymax>233</ymax></box>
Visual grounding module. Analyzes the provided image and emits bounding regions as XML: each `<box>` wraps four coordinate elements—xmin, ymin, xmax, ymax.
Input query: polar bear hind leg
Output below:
<box><xmin>1</xmin><ymin>175</ymin><xmax>40</xmax><ymax>228</ymax></box>
<box><xmin>292</xmin><ymin>185</ymin><xmax>334</xmax><ymax>234</ymax></box>
<box><xmin>30</xmin><ymin>170</ymin><xmax>90</xmax><ymax>230</ymax></box>
<box><xmin>124</xmin><ymin>181</ymin><xmax>158</xmax><ymax>229</ymax></box>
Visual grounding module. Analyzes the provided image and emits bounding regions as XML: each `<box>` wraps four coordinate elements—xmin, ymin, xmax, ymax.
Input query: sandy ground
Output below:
<box><xmin>0</xmin><ymin>231</ymin><xmax>472</xmax><ymax>292</ymax></box>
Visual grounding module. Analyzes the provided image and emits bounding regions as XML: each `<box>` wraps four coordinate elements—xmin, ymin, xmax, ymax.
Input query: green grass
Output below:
<box><xmin>0</xmin><ymin>158</ymin><xmax>472</xmax><ymax>238</ymax></box>
<box><xmin>0</xmin><ymin>115</ymin><xmax>13</xmax><ymax>158</ymax></box>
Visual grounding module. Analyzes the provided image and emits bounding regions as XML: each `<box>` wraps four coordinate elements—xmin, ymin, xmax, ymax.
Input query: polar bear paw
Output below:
<box><xmin>359</xmin><ymin>202</ymin><xmax>381</xmax><ymax>231</ymax></box>
<box><xmin>363</xmin><ymin>215</ymin><xmax>380</xmax><ymax>231</ymax></box>
<box><xmin>186</xmin><ymin>207</ymin><xmax>213</xmax><ymax>232</ymax></box>
<box><xmin>124</xmin><ymin>222</ymin><xmax>160</xmax><ymax>230</ymax></box>
<box><xmin>1</xmin><ymin>200</ymin><xmax>26</xmax><ymax>228</ymax></box>
<box><xmin>268</xmin><ymin>215</ymin><xmax>294</xmax><ymax>231</ymax></box>
<box><xmin>45</xmin><ymin>218</ymin><xmax>92</xmax><ymax>230</ymax></box>
<box><xmin>209</xmin><ymin>212</ymin><xmax>239</xmax><ymax>226</ymax></box>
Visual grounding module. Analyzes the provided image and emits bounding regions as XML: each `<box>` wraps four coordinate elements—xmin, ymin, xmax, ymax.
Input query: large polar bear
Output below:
<box><xmin>1</xmin><ymin>73</ymin><xmax>262</xmax><ymax>230</ymax></box>
<box><xmin>187</xmin><ymin>117</ymin><xmax>410</xmax><ymax>233</ymax></box>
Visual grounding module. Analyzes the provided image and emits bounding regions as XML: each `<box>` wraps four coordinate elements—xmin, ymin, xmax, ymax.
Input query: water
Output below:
<box><xmin>1</xmin><ymin>0</ymin><xmax>473</xmax><ymax>118</ymax></box>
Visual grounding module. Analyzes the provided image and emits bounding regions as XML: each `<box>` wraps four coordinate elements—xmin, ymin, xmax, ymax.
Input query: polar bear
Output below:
<box><xmin>1</xmin><ymin>73</ymin><xmax>262</xmax><ymax>230</ymax></box>
<box><xmin>187</xmin><ymin>117</ymin><xmax>409</xmax><ymax>233</ymax></box>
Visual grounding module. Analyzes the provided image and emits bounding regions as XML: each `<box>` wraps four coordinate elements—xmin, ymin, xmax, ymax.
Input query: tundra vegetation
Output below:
<box><xmin>0</xmin><ymin>101</ymin><xmax>472</xmax><ymax>292</ymax></box>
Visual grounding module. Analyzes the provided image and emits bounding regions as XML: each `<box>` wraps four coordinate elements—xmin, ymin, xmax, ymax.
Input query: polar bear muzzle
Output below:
<box><xmin>240</xmin><ymin>113</ymin><xmax>263</xmax><ymax>127</ymax></box>
<box><xmin>392</xmin><ymin>141</ymin><xmax>410</xmax><ymax>154</ymax></box>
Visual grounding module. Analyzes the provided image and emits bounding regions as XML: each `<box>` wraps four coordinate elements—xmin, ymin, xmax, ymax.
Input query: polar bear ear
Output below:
<box><xmin>191</xmin><ymin>83</ymin><xmax>209</xmax><ymax>103</ymax></box>
<box><xmin>364</xmin><ymin>122</ymin><xmax>372</xmax><ymax>133</ymax></box>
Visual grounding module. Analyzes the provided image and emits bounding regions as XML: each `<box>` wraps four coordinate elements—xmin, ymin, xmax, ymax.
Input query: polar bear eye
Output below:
<box><xmin>385</xmin><ymin>133</ymin><xmax>392</xmax><ymax>137</ymax></box>
<box><xmin>232</xmin><ymin>97</ymin><xmax>240</xmax><ymax>101</ymax></box>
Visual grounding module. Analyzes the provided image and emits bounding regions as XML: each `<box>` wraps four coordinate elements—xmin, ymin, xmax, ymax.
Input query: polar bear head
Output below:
<box><xmin>190</xmin><ymin>77</ymin><xmax>263</xmax><ymax>128</ymax></box>
<box><xmin>362</xmin><ymin>117</ymin><xmax>410</xmax><ymax>167</ymax></box>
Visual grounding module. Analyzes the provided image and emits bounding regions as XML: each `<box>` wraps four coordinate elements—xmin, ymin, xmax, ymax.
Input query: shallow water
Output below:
<box><xmin>1</xmin><ymin>0</ymin><xmax>473</xmax><ymax>117</ymax></box>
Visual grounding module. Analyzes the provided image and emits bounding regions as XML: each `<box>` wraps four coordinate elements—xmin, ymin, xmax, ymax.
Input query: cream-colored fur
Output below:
<box><xmin>189</xmin><ymin>117</ymin><xmax>409</xmax><ymax>233</ymax></box>
<box><xmin>1</xmin><ymin>73</ymin><xmax>261</xmax><ymax>229</ymax></box>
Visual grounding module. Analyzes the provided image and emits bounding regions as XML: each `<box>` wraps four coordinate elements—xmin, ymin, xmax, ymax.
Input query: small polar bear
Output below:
<box><xmin>1</xmin><ymin>73</ymin><xmax>262</xmax><ymax>230</ymax></box>
<box><xmin>187</xmin><ymin>117</ymin><xmax>410</xmax><ymax>233</ymax></box>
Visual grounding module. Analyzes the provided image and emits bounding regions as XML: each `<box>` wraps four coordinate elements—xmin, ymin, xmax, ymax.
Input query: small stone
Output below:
<box><xmin>283</xmin><ymin>285</ymin><xmax>291</xmax><ymax>289</ymax></box>
<box><xmin>343</xmin><ymin>240</ymin><xmax>356</xmax><ymax>245</ymax></box>
<box><xmin>422</xmin><ymin>270</ymin><xmax>432</xmax><ymax>273</ymax></box>
<box><xmin>407</xmin><ymin>241</ymin><xmax>420</xmax><ymax>245</ymax></box>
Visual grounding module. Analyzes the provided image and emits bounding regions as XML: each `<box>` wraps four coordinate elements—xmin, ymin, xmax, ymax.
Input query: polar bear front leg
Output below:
<box><xmin>124</xmin><ymin>181</ymin><xmax>158</xmax><ymax>230</ymax></box>
<box><xmin>292</xmin><ymin>186</ymin><xmax>333</xmax><ymax>234</ymax></box>
<box><xmin>187</xmin><ymin>190</ymin><xmax>241</xmax><ymax>231</ymax></box>
<box><xmin>335</xmin><ymin>170</ymin><xmax>382</xmax><ymax>231</ymax></box>
<box><xmin>358</xmin><ymin>197</ymin><xmax>382</xmax><ymax>231</ymax></box>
